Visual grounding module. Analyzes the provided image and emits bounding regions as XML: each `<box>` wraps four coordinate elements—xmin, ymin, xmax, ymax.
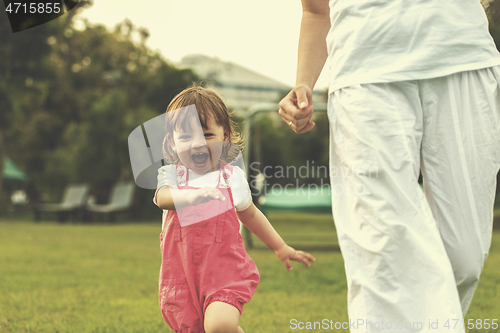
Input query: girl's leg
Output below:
<box><xmin>204</xmin><ymin>301</ymin><xmax>244</xmax><ymax>333</ymax></box>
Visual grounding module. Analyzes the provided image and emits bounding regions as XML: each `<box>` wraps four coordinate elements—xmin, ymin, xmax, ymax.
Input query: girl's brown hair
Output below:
<box><xmin>163</xmin><ymin>85</ymin><xmax>244</xmax><ymax>164</ymax></box>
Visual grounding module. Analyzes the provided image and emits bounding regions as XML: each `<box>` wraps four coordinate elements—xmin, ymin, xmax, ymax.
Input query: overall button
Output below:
<box><xmin>195</xmin><ymin>230</ymin><xmax>201</xmax><ymax>236</ymax></box>
<box><xmin>194</xmin><ymin>250</ymin><xmax>201</xmax><ymax>256</ymax></box>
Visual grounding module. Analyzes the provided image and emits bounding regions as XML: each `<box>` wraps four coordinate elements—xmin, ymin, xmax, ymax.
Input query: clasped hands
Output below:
<box><xmin>278</xmin><ymin>84</ymin><xmax>316</xmax><ymax>134</ymax></box>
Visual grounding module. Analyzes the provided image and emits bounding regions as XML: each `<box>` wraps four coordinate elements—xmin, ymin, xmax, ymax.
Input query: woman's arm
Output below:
<box><xmin>297</xmin><ymin>0</ymin><xmax>330</xmax><ymax>90</ymax></box>
<box><xmin>278</xmin><ymin>0</ymin><xmax>330</xmax><ymax>134</ymax></box>
<box><xmin>237</xmin><ymin>202</ymin><xmax>315</xmax><ymax>270</ymax></box>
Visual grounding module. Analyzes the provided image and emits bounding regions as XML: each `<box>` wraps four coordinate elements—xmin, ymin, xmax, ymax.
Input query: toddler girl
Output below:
<box><xmin>154</xmin><ymin>86</ymin><xmax>315</xmax><ymax>333</ymax></box>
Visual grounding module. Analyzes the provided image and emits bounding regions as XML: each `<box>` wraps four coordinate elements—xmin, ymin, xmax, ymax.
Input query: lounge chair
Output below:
<box><xmin>86</xmin><ymin>182</ymin><xmax>135</xmax><ymax>222</ymax></box>
<box><xmin>34</xmin><ymin>184</ymin><xmax>89</xmax><ymax>222</ymax></box>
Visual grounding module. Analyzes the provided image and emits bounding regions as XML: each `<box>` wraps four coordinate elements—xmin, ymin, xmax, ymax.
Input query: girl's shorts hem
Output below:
<box><xmin>204</xmin><ymin>294</ymin><xmax>245</xmax><ymax>315</ymax></box>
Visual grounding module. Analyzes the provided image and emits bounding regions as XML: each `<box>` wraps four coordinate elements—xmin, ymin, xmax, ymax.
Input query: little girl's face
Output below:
<box><xmin>170</xmin><ymin>115</ymin><xmax>227</xmax><ymax>174</ymax></box>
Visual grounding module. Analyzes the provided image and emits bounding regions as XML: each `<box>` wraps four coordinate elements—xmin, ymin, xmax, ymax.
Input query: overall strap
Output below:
<box><xmin>175</xmin><ymin>164</ymin><xmax>189</xmax><ymax>188</ymax></box>
<box><xmin>218</xmin><ymin>163</ymin><xmax>233</xmax><ymax>188</ymax></box>
<box><xmin>173</xmin><ymin>164</ymin><xmax>188</xmax><ymax>241</ymax></box>
<box><xmin>215</xmin><ymin>163</ymin><xmax>233</xmax><ymax>243</ymax></box>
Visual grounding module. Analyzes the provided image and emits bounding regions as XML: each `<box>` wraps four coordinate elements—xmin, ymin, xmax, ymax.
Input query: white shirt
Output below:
<box><xmin>154</xmin><ymin>165</ymin><xmax>252</xmax><ymax>229</ymax></box>
<box><xmin>327</xmin><ymin>0</ymin><xmax>500</xmax><ymax>93</ymax></box>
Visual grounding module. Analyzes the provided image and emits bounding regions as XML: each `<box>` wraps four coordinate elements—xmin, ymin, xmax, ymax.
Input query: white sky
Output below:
<box><xmin>77</xmin><ymin>0</ymin><xmax>330</xmax><ymax>89</ymax></box>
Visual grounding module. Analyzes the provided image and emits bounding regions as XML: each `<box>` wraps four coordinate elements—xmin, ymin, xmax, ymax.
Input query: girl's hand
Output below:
<box><xmin>187</xmin><ymin>187</ymin><xmax>225</xmax><ymax>206</ymax></box>
<box><xmin>274</xmin><ymin>244</ymin><xmax>316</xmax><ymax>271</ymax></box>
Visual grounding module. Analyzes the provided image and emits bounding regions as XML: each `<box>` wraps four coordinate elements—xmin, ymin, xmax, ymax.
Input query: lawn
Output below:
<box><xmin>0</xmin><ymin>213</ymin><xmax>499</xmax><ymax>332</ymax></box>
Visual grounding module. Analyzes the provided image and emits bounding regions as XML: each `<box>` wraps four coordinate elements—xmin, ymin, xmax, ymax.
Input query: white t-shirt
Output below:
<box><xmin>154</xmin><ymin>165</ymin><xmax>252</xmax><ymax>228</ymax></box>
<box><xmin>327</xmin><ymin>0</ymin><xmax>500</xmax><ymax>93</ymax></box>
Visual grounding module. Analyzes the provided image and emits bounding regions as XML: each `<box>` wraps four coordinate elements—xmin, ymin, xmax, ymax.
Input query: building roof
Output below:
<box><xmin>178</xmin><ymin>54</ymin><xmax>291</xmax><ymax>92</ymax></box>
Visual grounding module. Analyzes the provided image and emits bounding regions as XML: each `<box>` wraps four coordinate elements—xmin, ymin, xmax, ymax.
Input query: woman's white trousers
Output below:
<box><xmin>328</xmin><ymin>67</ymin><xmax>500</xmax><ymax>332</ymax></box>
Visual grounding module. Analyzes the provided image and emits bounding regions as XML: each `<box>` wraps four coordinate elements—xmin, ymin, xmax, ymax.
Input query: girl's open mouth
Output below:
<box><xmin>191</xmin><ymin>152</ymin><xmax>209</xmax><ymax>168</ymax></box>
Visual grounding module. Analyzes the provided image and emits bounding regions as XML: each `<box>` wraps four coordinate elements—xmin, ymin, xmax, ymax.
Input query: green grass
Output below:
<box><xmin>0</xmin><ymin>213</ymin><xmax>499</xmax><ymax>332</ymax></box>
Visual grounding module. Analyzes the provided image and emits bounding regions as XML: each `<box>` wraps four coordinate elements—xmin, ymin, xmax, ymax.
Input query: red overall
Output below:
<box><xmin>159</xmin><ymin>164</ymin><xmax>260</xmax><ymax>333</ymax></box>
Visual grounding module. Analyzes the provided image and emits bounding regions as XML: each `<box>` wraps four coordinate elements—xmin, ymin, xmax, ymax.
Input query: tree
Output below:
<box><xmin>483</xmin><ymin>0</ymin><xmax>500</xmax><ymax>50</ymax></box>
<box><xmin>0</xmin><ymin>5</ymin><xmax>61</xmax><ymax>212</ymax></box>
<box><xmin>1</xmin><ymin>4</ymin><xmax>198</xmax><ymax>215</ymax></box>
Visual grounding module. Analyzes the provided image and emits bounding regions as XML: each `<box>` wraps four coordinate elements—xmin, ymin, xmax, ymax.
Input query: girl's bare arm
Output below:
<box><xmin>155</xmin><ymin>186</ymin><xmax>224</xmax><ymax>211</ymax></box>
<box><xmin>237</xmin><ymin>202</ymin><xmax>315</xmax><ymax>270</ymax></box>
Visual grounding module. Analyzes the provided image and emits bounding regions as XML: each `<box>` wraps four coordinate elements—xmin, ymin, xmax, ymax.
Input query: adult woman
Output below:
<box><xmin>279</xmin><ymin>1</ymin><xmax>500</xmax><ymax>332</ymax></box>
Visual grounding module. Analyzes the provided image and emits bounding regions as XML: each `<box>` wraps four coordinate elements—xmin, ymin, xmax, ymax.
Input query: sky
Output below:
<box><xmin>77</xmin><ymin>0</ymin><xmax>330</xmax><ymax>89</ymax></box>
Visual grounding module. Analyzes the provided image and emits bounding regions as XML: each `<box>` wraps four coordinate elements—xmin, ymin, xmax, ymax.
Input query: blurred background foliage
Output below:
<box><xmin>1</xmin><ymin>1</ymin><xmax>500</xmax><ymax>217</ymax></box>
<box><xmin>248</xmin><ymin>112</ymin><xmax>330</xmax><ymax>188</ymax></box>
<box><xmin>0</xmin><ymin>3</ymin><xmax>198</xmax><ymax>216</ymax></box>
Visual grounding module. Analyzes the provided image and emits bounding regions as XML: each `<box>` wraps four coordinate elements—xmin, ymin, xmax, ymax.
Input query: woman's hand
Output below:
<box><xmin>186</xmin><ymin>187</ymin><xmax>225</xmax><ymax>206</ymax></box>
<box><xmin>274</xmin><ymin>243</ymin><xmax>316</xmax><ymax>271</ymax></box>
<box><xmin>278</xmin><ymin>86</ymin><xmax>316</xmax><ymax>134</ymax></box>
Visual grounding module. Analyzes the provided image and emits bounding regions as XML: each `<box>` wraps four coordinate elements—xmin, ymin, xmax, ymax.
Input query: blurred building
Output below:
<box><xmin>178</xmin><ymin>54</ymin><xmax>291</xmax><ymax>112</ymax></box>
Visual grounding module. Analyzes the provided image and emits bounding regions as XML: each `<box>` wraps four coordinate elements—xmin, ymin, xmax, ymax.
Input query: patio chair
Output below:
<box><xmin>86</xmin><ymin>182</ymin><xmax>135</xmax><ymax>222</ymax></box>
<box><xmin>34</xmin><ymin>184</ymin><xmax>89</xmax><ymax>222</ymax></box>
